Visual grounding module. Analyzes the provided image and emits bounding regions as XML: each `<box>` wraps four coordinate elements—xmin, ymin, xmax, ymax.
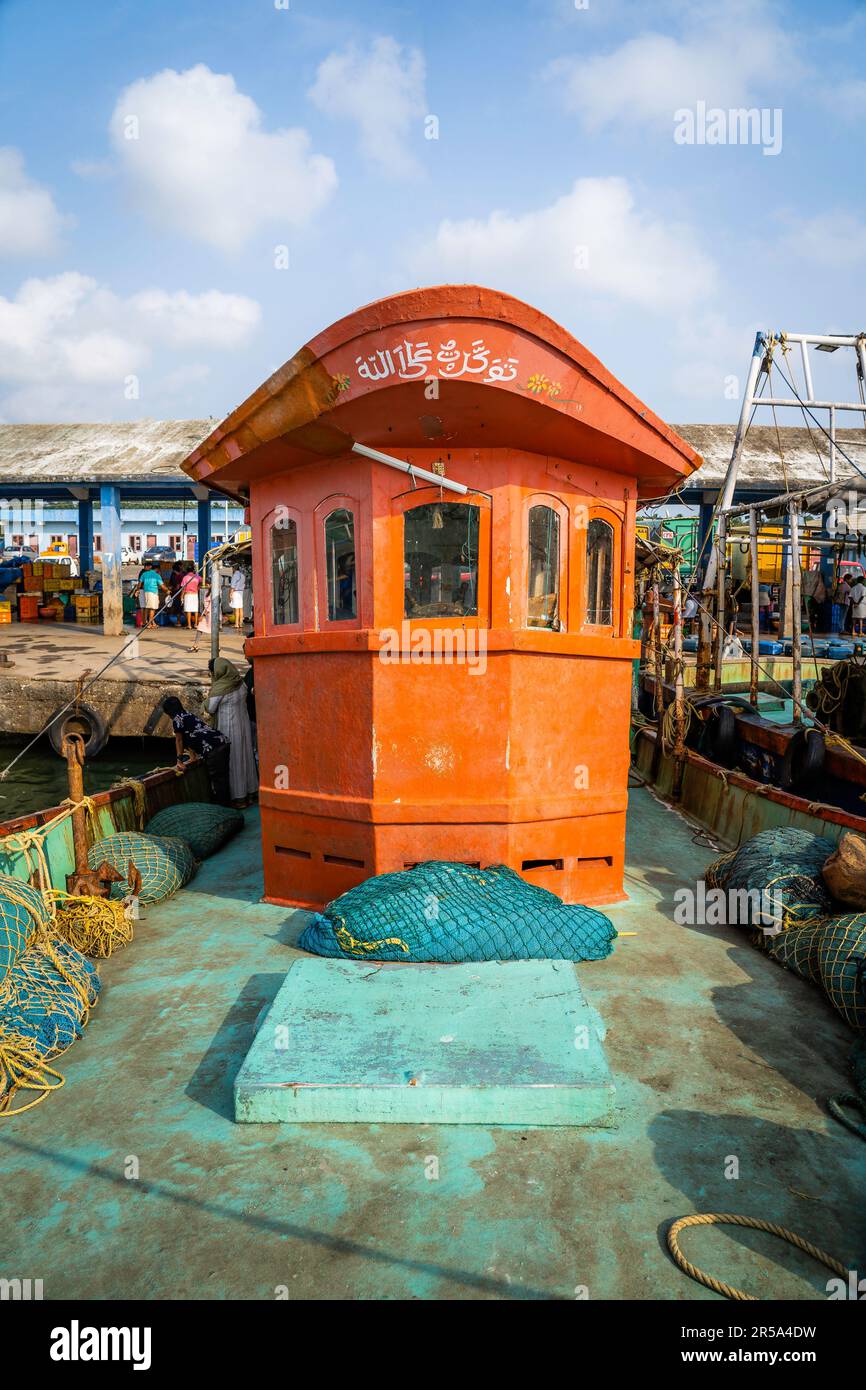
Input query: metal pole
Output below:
<box><xmin>209</xmin><ymin>551</ymin><xmax>220</xmax><ymax>666</ymax></box>
<box><xmin>790</xmin><ymin>501</ymin><xmax>803</xmax><ymax>723</ymax></box>
<box><xmin>652</xmin><ymin>575</ymin><xmax>663</xmax><ymax>717</ymax></box>
<box><xmin>672</xmin><ymin>564</ymin><xmax>686</xmax><ymax>799</ymax></box>
<box><xmin>714</xmin><ymin>512</ymin><xmax>727</xmax><ymax>691</ymax></box>
<box><xmin>749</xmin><ymin>507</ymin><xmax>761</xmax><ymax>708</ymax></box>
<box><xmin>829</xmin><ymin>404</ymin><xmax>836</xmax><ymax>483</ymax></box>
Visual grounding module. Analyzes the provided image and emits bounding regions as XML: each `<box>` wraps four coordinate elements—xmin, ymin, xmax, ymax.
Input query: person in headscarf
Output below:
<box><xmin>159</xmin><ymin>695</ymin><xmax>231</xmax><ymax>806</ymax></box>
<box><xmin>207</xmin><ymin>657</ymin><xmax>258</xmax><ymax>807</ymax></box>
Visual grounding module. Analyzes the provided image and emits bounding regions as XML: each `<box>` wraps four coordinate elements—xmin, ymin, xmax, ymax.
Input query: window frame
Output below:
<box><xmin>315</xmin><ymin>494</ymin><xmax>361</xmax><ymax>631</ymax></box>
<box><xmin>263</xmin><ymin>503</ymin><xmax>303</xmax><ymax>634</ymax></box>
<box><xmin>581</xmin><ymin>506</ymin><xmax>621</xmax><ymax>634</ymax></box>
<box><xmin>393</xmin><ymin>487</ymin><xmax>492</xmax><ymax>630</ymax></box>
<box><xmin>523</xmin><ymin>493</ymin><xmax>569</xmax><ymax>633</ymax></box>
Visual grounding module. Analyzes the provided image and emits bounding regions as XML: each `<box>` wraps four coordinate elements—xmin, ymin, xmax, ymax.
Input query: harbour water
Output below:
<box><xmin>0</xmin><ymin>735</ymin><xmax>173</xmax><ymax>820</ymax></box>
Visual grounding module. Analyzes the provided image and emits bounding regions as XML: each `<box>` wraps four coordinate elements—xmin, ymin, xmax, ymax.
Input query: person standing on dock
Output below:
<box><xmin>161</xmin><ymin>695</ymin><xmax>232</xmax><ymax>805</ymax></box>
<box><xmin>133</xmin><ymin>563</ymin><xmax>168</xmax><ymax>630</ymax></box>
<box><xmin>207</xmin><ymin>657</ymin><xmax>258</xmax><ymax>808</ymax></box>
<box><xmin>229</xmin><ymin>566</ymin><xmax>246</xmax><ymax>630</ymax></box>
<box><xmin>850</xmin><ymin>573</ymin><xmax>866</xmax><ymax>638</ymax></box>
<box><xmin>179</xmin><ymin>565</ymin><xmax>203</xmax><ymax>630</ymax></box>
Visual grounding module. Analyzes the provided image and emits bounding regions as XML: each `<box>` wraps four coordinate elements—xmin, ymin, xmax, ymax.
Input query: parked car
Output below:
<box><xmin>141</xmin><ymin>545</ymin><xmax>178</xmax><ymax>564</ymax></box>
<box><xmin>0</xmin><ymin>547</ymin><xmax>38</xmax><ymax>565</ymax></box>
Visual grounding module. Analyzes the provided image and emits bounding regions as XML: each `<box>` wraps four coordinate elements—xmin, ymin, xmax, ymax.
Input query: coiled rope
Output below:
<box><xmin>667</xmin><ymin>1213</ymin><xmax>849</xmax><ymax>1300</ymax></box>
<box><xmin>46</xmin><ymin>889</ymin><xmax>133</xmax><ymax>958</ymax></box>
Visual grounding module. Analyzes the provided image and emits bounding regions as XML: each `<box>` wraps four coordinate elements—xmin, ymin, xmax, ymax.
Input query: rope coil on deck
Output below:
<box><xmin>667</xmin><ymin>1213</ymin><xmax>849</xmax><ymax>1300</ymax></box>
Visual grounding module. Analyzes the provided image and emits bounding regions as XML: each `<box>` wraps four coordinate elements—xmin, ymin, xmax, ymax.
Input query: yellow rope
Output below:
<box><xmin>110</xmin><ymin>778</ymin><xmax>147</xmax><ymax>830</ymax></box>
<box><xmin>1</xmin><ymin>795</ymin><xmax>102</xmax><ymax>908</ymax></box>
<box><xmin>0</xmin><ymin>1032</ymin><xmax>65</xmax><ymax>1115</ymax></box>
<box><xmin>668</xmin><ymin>1213</ymin><xmax>849</xmax><ymax>1300</ymax></box>
<box><xmin>334</xmin><ymin>923</ymin><xmax>410</xmax><ymax>957</ymax></box>
<box><xmin>46</xmin><ymin>889</ymin><xmax>132</xmax><ymax>958</ymax></box>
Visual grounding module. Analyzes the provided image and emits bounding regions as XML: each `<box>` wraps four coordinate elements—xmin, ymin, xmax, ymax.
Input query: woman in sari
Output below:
<box><xmin>207</xmin><ymin>657</ymin><xmax>258</xmax><ymax>807</ymax></box>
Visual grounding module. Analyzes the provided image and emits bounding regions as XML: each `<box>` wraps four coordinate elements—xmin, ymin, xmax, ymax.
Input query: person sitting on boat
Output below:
<box><xmin>161</xmin><ymin>695</ymin><xmax>232</xmax><ymax>806</ymax></box>
<box><xmin>206</xmin><ymin>658</ymin><xmax>258</xmax><ymax>808</ymax></box>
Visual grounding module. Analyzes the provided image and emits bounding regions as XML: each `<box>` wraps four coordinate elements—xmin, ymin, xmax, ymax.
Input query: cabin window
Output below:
<box><xmin>586</xmin><ymin>518</ymin><xmax>614</xmax><ymax>625</ymax></box>
<box><xmin>324</xmin><ymin>508</ymin><xmax>356</xmax><ymax>621</ymax></box>
<box><xmin>404</xmin><ymin>502</ymin><xmax>479</xmax><ymax>618</ymax></box>
<box><xmin>271</xmin><ymin>515</ymin><xmax>299</xmax><ymax>626</ymax></box>
<box><xmin>527</xmin><ymin>505</ymin><xmax>560</xmax><ymax>629</ymax></box>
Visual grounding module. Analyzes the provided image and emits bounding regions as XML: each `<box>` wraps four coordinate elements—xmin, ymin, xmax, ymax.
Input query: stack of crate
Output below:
<box><xmin>73</xmin><ymin>591</ymin><xmax>101</xmax><ymax>625</ymax></box>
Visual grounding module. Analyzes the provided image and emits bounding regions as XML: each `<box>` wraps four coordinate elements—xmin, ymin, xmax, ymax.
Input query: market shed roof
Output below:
<box><xmin>0</xmin><ymin>420</ymin><xmax>214</xmax><ymax>492</ymax></box>
<box><xmin>672</xmin><ymin>424</ymin><xmax>866</xmax><ymax>496</ymax></box>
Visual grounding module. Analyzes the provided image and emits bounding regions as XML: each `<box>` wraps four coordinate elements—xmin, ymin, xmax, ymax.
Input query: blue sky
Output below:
<box><xmin>0</xmin><ymin>0</ymin><xmax>863</xmax><ymax>427</ymax></box>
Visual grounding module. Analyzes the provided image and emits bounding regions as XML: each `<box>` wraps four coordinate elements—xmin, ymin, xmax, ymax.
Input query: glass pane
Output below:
<box><xmin>586</xmin><ymin>518</ymin><xmax>614</xmax><ymax>625</ymax></box>
<box><xmin>527</xmin><ymin>505</ymin><xmax>560</xmax><ymax>629</ymax></box>
<box><xmin>404</xmin><ymin>503</ymin><xmax>479</xmax><ymax>618</ymax></box>
<box><xmin>324</xmin><ymin>508</ymin><xmax>356</xmax><ymax>621</ymax></box>
<box><xmin>271</xmin><ymin>516</ymin><xmax>298</xmax><ymax>626</ymax></box>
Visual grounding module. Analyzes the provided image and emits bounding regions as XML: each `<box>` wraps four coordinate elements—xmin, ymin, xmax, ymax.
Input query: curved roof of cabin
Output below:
<box><xmin>181</xmin><ymin>284</ymin><xmax>702</xmax><ymax>501</ymax></box>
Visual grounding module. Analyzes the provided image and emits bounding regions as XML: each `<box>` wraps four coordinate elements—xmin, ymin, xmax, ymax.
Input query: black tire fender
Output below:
<box><xmin>698</xmin><ymin>704</ymin><xmax>738</xmax><ymax>767</ymax></box>
<box><xmin>779</xmin><ymin>728</ymin><xmax>825</xmax><ymax>791</ymax></box>
<box><xmin>48</xmin><ymin>702</ymin><xmax>108</xmax><ymax>758</ymax></box>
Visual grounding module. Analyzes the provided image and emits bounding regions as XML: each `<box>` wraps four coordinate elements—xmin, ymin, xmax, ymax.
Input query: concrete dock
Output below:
<box><xmin>0</xmin><ymin>624</ymin><xmax>248</xmax><ymax>739</ymax></box>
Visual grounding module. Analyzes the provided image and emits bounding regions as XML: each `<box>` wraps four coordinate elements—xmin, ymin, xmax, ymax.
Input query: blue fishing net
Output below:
<box><xmin>299</xmin><ymin>860</ymin><xmax>617</xmax><ymax>963</ymax></box>
<box><xmin>88</xmin><ymin>831</ymin><xmax>196</xmax><ymax>904</ymax></box>
<box><xmin>145</xmin><ymin>802</ymin><xmax>243</xmax><ymax>861</ymax></box>
<box><xmin>0</xmin><ymin>875</ymin><xmax>47</xmax><ymax>980</ymax></box>
<box><xmin>0</xmin><ymin>936</ymin><xmax>100</xmax><ymax>1057</ymax></box>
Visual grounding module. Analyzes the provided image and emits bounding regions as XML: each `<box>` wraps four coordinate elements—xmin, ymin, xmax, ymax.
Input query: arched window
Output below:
<box><xmin>404</xmin><ymin>502</ymin><xmax>479</xmax><ymax>618</ymax></box>
<box><xmin>270</xmin><ymin>515</ymin><xmax>298</xmax><ymax>626</ymax></box>
<box><xmin>586</xmin><ymin>518</ymin><xmax>614</xmax><ymax>625</ymax></box>
<box><xmin>527</xmin><ymin>504</ymin><xmax>560</xmax><ymax>629</ymax></box>
<box><xmin>324</xmin><ymin>507</ymin><xmax>356</xmax><ymax>621</ymax></box>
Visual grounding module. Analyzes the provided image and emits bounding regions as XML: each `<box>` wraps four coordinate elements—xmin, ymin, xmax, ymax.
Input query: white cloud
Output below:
<box><xmin>408</xmin><ymin>177</ymin><xmax>716</xmax><ymax>313</ymax></box>
<box><xmin>779</xmin><ymin>211</ymin><xmax>866</xmax><ymax>269</ymax></box>
<box><xmin>309</xmin><ymin>36</ymin><xmax>427</xmax><ymax>178</ymax></box>
<box><xmin>109</xmin><ymin>63</ymin><xmax>337</xmax><ymax>251</ymax></box>
<box><xmin>0</xmin><ymin>147</ymin><xmax>70</xmax><ymax>256</ymax></box>
<box><xmin>0</xmin><ymin>271</ymin><xmax>261</xmax><ymax>418</ymax></box>
<box><xmin>547</xmin><ymin>6</ymin><xmax>798</xmax><ymax>132</ymax></box>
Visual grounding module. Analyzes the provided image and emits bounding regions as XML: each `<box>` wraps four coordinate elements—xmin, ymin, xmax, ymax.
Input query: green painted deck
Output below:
<box><xmin>234</xmin><ymin>959</ymin><xmax>615</xmax><ymax>1126</ymax></box>
<box><xmin>3</xmin><ymin>791</ymin><xmax>865</xmax><ymax>1300</ymax></box>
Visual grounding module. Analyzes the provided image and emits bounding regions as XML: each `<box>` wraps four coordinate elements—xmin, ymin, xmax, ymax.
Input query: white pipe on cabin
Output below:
<box><xmin>790</xmin><ymin>502</ymin><xmax>803</xmax><ymax>723</ymax></box>
<box><xmin>351</xmin><ymin>442</ymin><xmax>468</xmax><ymax>495</ymax></box>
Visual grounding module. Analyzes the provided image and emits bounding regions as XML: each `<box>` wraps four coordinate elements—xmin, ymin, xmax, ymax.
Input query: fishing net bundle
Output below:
<box><xmin>88</xmin><ymin>831</ymin><xmax>196</xmax><ymax>904</ymax></box>
<box><xmin>704</xmin><ymin>828</ymin><xmax>866</xmax><ymax>1032</ymax></box>
<box><xmin>144</xmin><ymin>802</ymin><xmax>243</xmax><ymax>861</ymax></box>
<box><xmin>704</xmin><ymin>827</ymin><xmax>835</xmax><ymax>933</ymax></box>
<box><xmin>299</xmin><ymin>860</ymin><xmax>617</xmax><ymax>964</ymax></box>
<box><xmin>50</xmin><ymin>893</ymin><xmax>133</xmax><ymax>959</ymax></box>
<box><xmin>0</xmin><ymin>875</ymin><xmax>101</xmax><ymax>1115</ymax></box>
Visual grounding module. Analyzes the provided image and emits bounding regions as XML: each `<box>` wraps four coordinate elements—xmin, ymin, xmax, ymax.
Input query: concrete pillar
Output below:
<box><xmin>99</xmin><ymin>484</ymin><xmax>124</xmax><ymax>636</ymax></box>
<box><xmin>78</xmin><ymin>496</ymin><xmax>94</xmax><ymax>574</ymax></box>
<box><xmin>196</xmin><ymin>496</ymin><xmax>211</xmax><ymax>565</ymax></box>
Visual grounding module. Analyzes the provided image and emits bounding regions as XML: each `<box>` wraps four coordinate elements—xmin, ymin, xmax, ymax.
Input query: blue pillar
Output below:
<box><xmin>78</xmin><ymin>496</ymin><xmax>94</xmax><ymax>574</ymax></box>
<box><xmin>697</xmin><ymin>495</ymin><xmax>716</xmax><ymax>584</ymax></box>
<box><xmin>99</xmin><ymin>484</ymin><xmax>124</xmax><ymax>635</ymax></box>
<box><xmin>196</xmin><ymin>496</ymin><xmax>212</xmax><ymax>565</ymax></box>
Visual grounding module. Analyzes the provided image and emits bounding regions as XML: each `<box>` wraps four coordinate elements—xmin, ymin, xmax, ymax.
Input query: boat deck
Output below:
<box><xmin>3</xmin><ymin>789</ymin><xmax>864</xmax><ymax>1300</ymax></box>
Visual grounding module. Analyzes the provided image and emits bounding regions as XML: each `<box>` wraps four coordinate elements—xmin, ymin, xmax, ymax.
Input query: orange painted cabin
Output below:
<box><xmin>183</xmin><ymin>286</ymin><xmax>700</xmax><ymax>908</ymax></box>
